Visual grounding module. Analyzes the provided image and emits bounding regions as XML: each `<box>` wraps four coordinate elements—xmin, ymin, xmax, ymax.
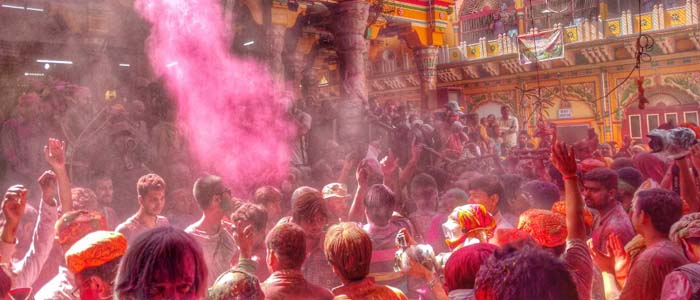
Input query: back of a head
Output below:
<box><xmin>475</xmin><ymin>242</ymin><xmax>578</xmax><ymax>300</ymax></box>
<box><xmin>230</xmin><ymin>203</ymin><xmax>268</xmax><ymax>232</ymax></box>
<box><xmin>207</xmin><ymin>270</ymin><xmax>264</xmax><ymax>300</ymax></box>
<box><xmin>611</xmin><ymin>157</ymin><xmax>635</xmax><ymax>170</ymax></box>
<box><xmin>193</xmin><ymin>175</ymin><xmax>223</xmax><ymax>210</ymax></box>
<box><xmin>266</xmin><ymin>223</ymin><xmax>307</xmax><ymax>270</ymax></box>
<box><xmin>324</xmin><ymin>222</ymin><xmax>372</xmax><ymax>281</ymax></box>
<box><xmin>364</xmin><ymin>184</ymin><xmax>396</xmax><ymax>225</ymax></box>
<box><xmin>55</xmin><ymin>210</ymin><xmax>108</xmax><ymax>250</ymax></box>
<box><xmin>582</xmin><ymin>167</ymin><xmax>618</xmax><ymax>191</ymax></box>
<box><xmin>291</xmin><ymin>190</ymin><xmax>327</xmax><ymax>224</ymax></box>
<box><xmin>670</xmin><ymin>212</ymin><xmax>700</xmax><ymax>245</ymax></box>
<box><xmin>410</xmin><ymin>173</ymin><xmax>438</xmax><ymax>198</ymax></box>
<box><xmin>115</xmin><ymin>227</ymin><xmax>208</xmax><ymax>300</ymax></box>
<box><xmin>617</xmin><ymin>167</ymin><xmax>644</xmax><ymax>190</ymax></box>
<box><xmin>444</xmin><ymin>243</ymin><xmax>497</xmax><ymax>291</ymax></box>
<box><xmin>519</xmin><ymin>180</ymin><xmax>561</xmax><ymax>209</ymax></box>
<box><xmin>253</xmin><ymin>186</ymin><xmax>282</xmax><ymax>206</ymax></box>
<box><xmin>65</xmin><ymin>231</ymin><xmax>126</xmax><ymax>287</ymax></box>
<box><xmin>290</xmin><ymin>186</ymin><xmax>319</xmax><ymax>207</ymax></box>
<box><xmin>469</xmin><ymin>175</ymin><xmax>504</xmax><ymax>199</ymax></box>
<box><xmin>635</xmin><ymin>188</ymin><xmax>683</xmax><ymax>235</ymax></box>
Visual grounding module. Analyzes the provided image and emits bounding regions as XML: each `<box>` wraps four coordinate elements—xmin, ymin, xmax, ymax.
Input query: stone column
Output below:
<box><xmin>331</xmin><ymin>0</ymin><xmax>370</xmax><ymax>147</ymax></box>
<box><xmin>414</xmin><ymin>46</ymin><xmax>439</xmax><ymax>110</ymax></box>
<box><xmin>267</xmin><ymin>24</ymin><xmax>287</xmax><ymax>86</ymax></box>
<box><xmin>284</xmin><ymin>51</ymin><xmax>306</xmax><ymax>99</ymax></box>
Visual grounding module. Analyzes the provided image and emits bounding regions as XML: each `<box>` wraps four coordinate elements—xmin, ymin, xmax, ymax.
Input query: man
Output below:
<box><xmin>407</xmin><ymin>174</ymin><xmax>445</xmax><ymax>253</ymax></box>
<box><xmin>253</xmin><ymin>186</ymin><xmax>283</xmax><ymax>227</ymax></box>
<box><xmin>230</xmin><ymin>203</ymin><xmax>269</xmax><ymax>281</ymax></box>
<box><xmin>64</xmin><ymin>231</ymin><xmax>126</xmax><ymax>300</ymax></box>
<box><xmin>468</xmin><ymin>175</ymin><xmax>513</xmax><ymax>230</ymax></box>
<box><xmin>582</xmin><ymin>168</ymin><xmax>636</xmax><ymax>254</ymax></box>
<box><xmin>362</xmin><ymin>184</ymin><xmax>414</xmax><ymax>295</ymax></box>
<box><xmin>662</xmin><ymin>213</ymin><xmax>700</xmax><ymax>299</ymax></box>
<box><xmin>322</xmin><ymin>183</ymin><xmax>351</xmax><ymax>223</ymax></box>
<box><xmin>261</xmin><ymin>223</ymin><xmax>334</xmax><ymax>300</ymax></box>
<box><xmin>1</xmin><ymin>93</ymin><xmax>44</xmax><ymax>187</ymax></box>
<box><xmin>516</xmin><ymin>131</ymin><xmax>534</xmax><ymax>150</ymax></box>
<box><xmin>594</xmin><ymin>189</ymin><xmax>688</xmax><ymax>300</ymax></box>
<box><xmin>93</xmin><ymin>176</ymin><xmax>120</xmax><ymax>229</ymax></box>
<box><xmin>497</xmin><ymin>105</ymin><xmax>518</xmax><ymax>150</ymax></box>
<box><xmin>115</xmin><ymin>173</ymin><xmax>169</xmax><ymax>242</ymax></box>
<box><xmin>34</xmin><ymin>211</ymin><xmax>108</xmax><ymax>300</ymax></box>
<box><xmin>186</xmin><ymin>175</ymin><xmax>238</xmax><ymax>287</ymax></box>
<box><xmin>285</xmin><ymin>190</ymin><xmax>339</xmax><ymax>289</ymax></box>
<box><xmin>324</xmin><ymin>222</ymin><xmax>407</xmax><ymax>300</ymax></box>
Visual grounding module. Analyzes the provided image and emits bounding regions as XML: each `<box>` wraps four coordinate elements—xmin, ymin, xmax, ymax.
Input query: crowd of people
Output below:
<box><xmin>2</xmin><ymin>83</ymin><xmax>700</xmax><ymax>300</ymax></box>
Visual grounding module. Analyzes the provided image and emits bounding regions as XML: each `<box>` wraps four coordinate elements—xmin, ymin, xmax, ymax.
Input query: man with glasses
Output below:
<box><xmin>185</xmin><ymin>174</ymin><xmax>239</xmax><ymax>287</ymax></box>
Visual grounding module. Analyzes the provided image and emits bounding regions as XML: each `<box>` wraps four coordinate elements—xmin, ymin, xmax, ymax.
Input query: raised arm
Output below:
<box><xmin>551</xmin><ymin>138</ymin><xmax>586</xmax><ymax>241</ymax></box>
<box><xmin>348</xmin><ymin>161</ymin><xmax>368</xmax><ymax>223</ymax></box>
<box><xmin>44</xmin><ymin>138</ymin><xmax>72</xmax><ymax>213</ymax></box>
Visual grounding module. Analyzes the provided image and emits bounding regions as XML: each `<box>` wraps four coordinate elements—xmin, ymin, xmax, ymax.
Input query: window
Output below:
<box><xmin>629</xmin><ymin>115</ymin><xmax>642</xmax><ymax>138</ymax></box>
<box><xmin>647</xmin><ymin>114</ymin><xmax>659</xmax><ymax>132</ymax></box>
<box><xmin>685</xmin><ymin>111</ymin><xmax>699</xmax><ymax>125</ymax></box>
<box><xmin>665</xmin><ymin>113</ymin><xmax>678</xmax><ymax>126</ymax></box>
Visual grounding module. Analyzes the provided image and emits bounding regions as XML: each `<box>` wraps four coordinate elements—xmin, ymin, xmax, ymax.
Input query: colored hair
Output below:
<box><xmin>444</xmin><ymin>243</ymin><xmax>497</xmax><ymax>291</ymax></box>
<box><xmin>230</xmin><ymin>203</ymin><xmax>268</xmax><ymax>232</ymax></box>
<box><xmin>265</xmin><ymin>223</ymin><xmax>307</xmax><ymax>270</ymax></box>
<box><xmin>582</xmin><ymin>168</ymin><xmax>619</xmax><ymax>191</ymax></box>
<box><xmin>136</xmin><ymin>173</ymin><xmax>166</xmax><ymax>198</ymax></box>
<box><xmin>324</xmin><ymin>222</ymin><xmax>372</xmax><ymax>281</ymax></box>
<box><xmin>635</xmin><ymin>188</ymin><xmax>683</xmax><ymax>235</ymax></box>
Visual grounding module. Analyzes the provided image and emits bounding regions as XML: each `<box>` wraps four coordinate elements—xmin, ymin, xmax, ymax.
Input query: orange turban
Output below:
<box><xmin>55</xmin><ymin>210</ymin><xmax>108</xmax><ymax>246</ymax></box>
<box><xmin>65</xmin><ymin>231</ymin><xmax>127</xmax><ymax>274</ymax></box>
<box><xmin>518</xmin><ymin>209</ymin><xmax>567</xmax><ymax>248</ymax></box>
<box><xmin>551</xmin><ymin>201</ymin><xmax>594</xmax><ymax>228</ymax></box>
<box><xmin>493</xmin><ymin>228</ymin><xmax>531</xmax><ymax>247</ymax></box>
<box><xmin>445</xmin><ymin>204</ymin><xmax>496</xmax><ymax>249</ymax></box>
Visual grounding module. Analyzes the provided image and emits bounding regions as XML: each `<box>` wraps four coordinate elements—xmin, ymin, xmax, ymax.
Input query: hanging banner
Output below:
<box><xmin>518</xmin><ymin>29</ymin><xmax>564</xmax><ymax>65</ymax></box>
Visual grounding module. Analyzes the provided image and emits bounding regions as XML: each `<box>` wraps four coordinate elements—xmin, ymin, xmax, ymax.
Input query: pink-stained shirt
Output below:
<box><xmin>115</xmin><ymin>215</ymin><xmax>169</xmax><ymax>243</ymax></box>
<box><xmin>261</xmin><ymin>269</ymin><xmax>334</xmax><ymax>300</ymax></box>
<box><xmin>660</xmin><ymin>263</ymin><xmax>700</xmax><ymax>300</ymax></box>
<box><xmin>563</xmin><ymin>239</ymin><xmax>594</xmax><ymax>300</ymax></box>
<box><xmin>619</xmin><ymin>240</ymin><xmax>689</xmax><ymax>300</ymax></box>
<box><xmin>0</xmin><ymin>200</ymin><xmax>58</xmax><ymax>289</ymax></box>
<box><xmin>591</xmin><ymin>203</ymin><xmax>636</xmax><ymax>254</ymax></box>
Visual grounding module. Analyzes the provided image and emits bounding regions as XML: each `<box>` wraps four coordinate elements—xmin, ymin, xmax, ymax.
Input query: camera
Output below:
<box><xmin>648</xmin><ymin>127</ymin><xmax>697</xmax><ymax>159</ymax></box>
<box><xmin>393</xmin><ymin>233</ymin><xmax>438</xmax><ymax>273</ymax></box>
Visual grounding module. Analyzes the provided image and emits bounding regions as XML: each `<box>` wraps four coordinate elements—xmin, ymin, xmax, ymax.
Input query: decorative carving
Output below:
<box><xmin>437</xmin><ymin>68</ymin><xmax>463</xmax><ymax>83</ymax></box>
<box><xmin>404</xmin><ymin>74</ymin><xmax>421</xmax><ymax>86</ymax></box>
<box><xmin>482</xmin><ymin>62</ymin><xmax>500</xmax><ymax>76</ymax></box>
<box><xmin>462</xmin><ymin>65</ymin><xmax>480</xmax><ymax>79</ymax></box>
<box><xmin>267</xmin><ymin>25</ymin><xmax>286</xmax><ymax>85</ymax></box>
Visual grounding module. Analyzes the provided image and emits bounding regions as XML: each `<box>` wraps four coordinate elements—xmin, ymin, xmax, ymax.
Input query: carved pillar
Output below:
<box><xmin>331</xmin><ymin>0</ymin><xmax>370</xmax><ymax>146</ymax></box>
<box><xmin>414</xmin><ymin>46</ymin><xmax>439</xmax><ymax>110</ymax></box>
<box><xmin>267</xmin><ymin>24</ymin><xmax>287</xmax><ymax>85</ymax></box>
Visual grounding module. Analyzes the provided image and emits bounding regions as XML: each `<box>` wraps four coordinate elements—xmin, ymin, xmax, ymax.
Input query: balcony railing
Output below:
<box><xmin>438</xmin><ymin>0</ymin><xmax>699</xmax><ymax>65</ymax></box>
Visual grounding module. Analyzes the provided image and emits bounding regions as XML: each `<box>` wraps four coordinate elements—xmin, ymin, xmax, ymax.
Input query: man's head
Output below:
<box><xmin>324</xmin><ymin>222</ymin><xmax>372</xmax><ymax>282</ymax></box>
<box><xmin>137</xmin><ymin>174</ymin><xmax>166</xmax><ymax>217</ymax></box>
<box><xmin>66</xmin><ymin>231</ymin><xmax>127</xmax><ymax>300</ymax></box>
<box><xmin>193</xmin><ymin>175</ymin><xmax>234</xmax><ymax>216</ymax></box>
<box><xmin>291</xmin><ymin>190</ymin><xmax>329</xmax><ymax>241</ymax></box>
<box><xmin>206</xmin><ymin>270</ymin><xmax>264</xmax><ymax>300</ymax></box>
<box><xmin>444</xmin><ymin>243</ymin><xmax>498</xmax><ymax>292</ymax></box>
<box><xmin>322</xmin><ymin>183</ymin><xmax>351</xmax><ymax>222</ymax></box>
<box><xmin>93</xmin><ymin>176</ymin><xmax>114</xmax><ymax>205</ymax></box>
<box><xmin>364</xmin><ymin>184</ymin><xmax>396</xmax><ymax>227</ymax></box>
<box><xmin>230</xmin><ymin>204</ymin><xmax>268</xmax><ymax>249</ymax></box>
<box><xmin>72</xmin><ymin>187</ymin><xmax>99</xmax><ymax>211</ymax></box>
<box><xmin>253</xmin><ymin>186</ymin><xmax>282</xmax><ymax>222</ymax></box>
<box><xmin>440</xmin><ymin>188</ymin><xmax>469</xmax><ymax>214</ymax></box>
<box><xmin>115</xmin><ymin>227</ymin><xmax>208</xmax><ymax>300</ymax></box>
<box><xmin>468</xmin><ymin>176</ymin><xmax>504</xmax><ymax>214</ymax></box>
<box><xmin>500</xmin><ymin>105</ymin><xmax>510</xmax><ymax>118</ymax></box>
<box><xmin>617</xmin><ymin>167</ymin><xmax>644</xmax><ymax>211</ymax></box>
<box><xmin>599</xmin><ymin>143</ymin><xmax>613</xmax><ymax>157</ymax></box>
<box><xmin>517</xmin><ymin>209</ymin><xmax>567</xmax><ymax>255</ymax></box>
<box><xmin>17</xmin><ymin>92</ymin><xmax>40</xmax><ymax>121</ymax></box>
<box><xmin>517</xmin><ymin>131</ymin><xmax>530</xmax><ymax>147</ymax></box>
<box><xmin>410</xmin><ymin>174</ymin><xmax>438</xmax><ymax>212</ymax></box>
<box><xmin>512</xmin><ymin>181</ymin><xmax>560</xmax><ymax>214</ymax></box>
<box><xmin>670</xmin><ymin>213</ymin><xmax>700</xmax><ymax>262</ymax></box>
<box><xmin>631</xmin><ymin>188</ymin><xmax>682</xmax><ymax>238</ymax></box>
<box><xmin>265</xmin><ymin>223</ymin><xmax>307</xmax><ymax>272</ymax></box>
<box><xmin>475</xmin><ymin>242</ymin><xmax>578</xmax><ymax>300</ymax></box>
<box><xmin>611</xmin><ymin>157</ymin><xmax>635</xmax><ymax>170</ymax></box>
<box><xmin>581</xmin><ymin>168</ymin><xmax>618</xmax><ymax>210</ymax></box>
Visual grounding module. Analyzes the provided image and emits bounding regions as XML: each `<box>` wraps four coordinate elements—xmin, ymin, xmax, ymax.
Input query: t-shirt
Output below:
<box><xmin>563</xmin><ymin>239</ymin><xmax>593</xmax><ymax>300</ymax></box>
<box><xmin>185</xmin><ymin>224</ymin><xmax>239</xmax><ymax>287</ymax></box>
<box><xmin>619</xmin><ymin>240</ymin><xmax>689</xmax><ymax>300</ymax></box>
<box><xmin>115</xmin><ymin>215</ymin><xmax>169</xmax><ymax>243</ymax></box>
<box><xmin>591</xmin><ymin>203</ymin><xmax>636</xmax><ymax>254</ymax></box>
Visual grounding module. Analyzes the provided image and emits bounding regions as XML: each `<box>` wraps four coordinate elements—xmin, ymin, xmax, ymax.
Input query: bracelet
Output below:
<box><xmin>563</xmin><ymin>174</ymin><xmax>578</xmax><ymax>180</ymax></box>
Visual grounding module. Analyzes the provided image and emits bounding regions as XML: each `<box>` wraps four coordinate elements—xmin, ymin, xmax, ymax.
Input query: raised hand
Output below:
<box><xmin>588</xmin><ymin>239</ymin><xmax>615</xmax><ymax>274</ymax></box>
<box><xmin>2</xmin><ymin>185</ymin><xmax>28</xmax><ymax>229</ymax></box>
<box><xmin>232</xmin><ymin>221</ymin><xmax>255</xmax><ymax>259</ymax></box>
<box><xmin>608</xmin><ymin>233</ymin><xmax>631</xmax><ymax>278</ymax></box>
<box><xmin>551</xmin><ymin>136</ymin><xmax>577</xmax><ymax>177</ymax></box>
<box><xmin>356</xmin><ymin>160</ymin><xmax>369</xmax><ymax>188</ymax></box>
<box><xmin>37</xmin><ymin>170</ymin><xmax>57</xmax><ymax>206</ymax></box>
<box><xmin>380</xmin><ymin>149</ymin><xmax>398</xmax><ymax>176</ymax></box>
<box><xmin>43</xmin><ymin>138</ymin><xmax>66</xmax><ymax>171</ymax></box>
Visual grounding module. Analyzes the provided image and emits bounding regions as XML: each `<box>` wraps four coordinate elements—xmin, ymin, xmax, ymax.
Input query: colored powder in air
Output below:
<box><xmin>135</xmin><ymin>0</ymin><xmax>294</xmax><ymax>194</ymax></box>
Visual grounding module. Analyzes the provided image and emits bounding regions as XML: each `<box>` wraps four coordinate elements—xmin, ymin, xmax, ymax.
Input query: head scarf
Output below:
<box><xmin>444</xmin><ymin>243</ymin><xmax>498</xmax><ymax>291</ymax></box>
<box><xmin>633</xmin><ymin>152</ymin><xmax>667</xmax><ymax>183</ymax></box>
<box><xmin>518</xmin><ymin>209</ymin><xmax>567</xmax><ymax>248</ymax></box>
<box><xmin>670</xmin><ymin>213</ymin><xmax>700</xmax><ymax>244</ymax></box>
<box><xmin>551</xmin><ymin>201</ymin><xmax>594</xmax><ymax>228</ymax></box>
<box><xmin>492</xmin><ymin>228</ymin><xmax>531</xmax><ymax>247</ymax></box>
<box><xmin>581</xmin><ymin>158</ymin><xmax>606</xmax><ymax>173</ymax></box>
<box><xmin>444</xmin><ymin>204</ymin><xmax>496</xmax><ymax>250</ymax></box>
<box><xmin>65</xmin><ymin>231</ymin><xmax>126</xmax><ymax>274</ymax></box>
<box><xmin>207</xmin><ymin>269</ymin><xmax>264</xmax><ymax>300</ymax></box>
<box><xmin>55</xmin><ymin>210</ymin><xmax>108</xmax><ymax>247</ymax></box>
